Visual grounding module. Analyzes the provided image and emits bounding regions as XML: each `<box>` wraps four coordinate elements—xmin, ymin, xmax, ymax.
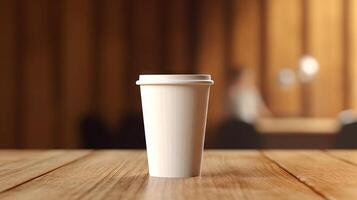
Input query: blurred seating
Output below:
<box><xmin>80</xmin><ymin>113</ymin><xmax>114</xmax><ymax>148</ymax></box>
<box><xmin>81</xmin><ymin>113</ymin><xmax>146</xmax><ymax>149</ymax></box>
<box><xmin>335</xmin><ymin>122</ymin><xmax>357</xmax><ymax>149</ymax></box>
<box><xmin>213</xmin><ymin>118</ymin><xmax>261</xmax><ymax>149</ymax></box>
<box><xmin>335</xmin><ymin>110</ymin><xmax>357</xmax><ymax>149</ymax></box>
<box><xmin>115</xmin><ymin>114</ymin><xmax>146</xmax><ymax>149</ymax></box>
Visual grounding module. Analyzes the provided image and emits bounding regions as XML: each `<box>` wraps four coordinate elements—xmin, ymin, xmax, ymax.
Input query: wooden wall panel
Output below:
<box><xmin>127</xmin><ymin>0</ymin><xmax>163</xmax><ymax>113</ymax></box>
<box><xmin>0</xmin><ymin>0</ymin><xmax>353</xmax><ymax>148</ymax></box>
<box><xmin>195</xmin><ymin>0</ymin><xmax>226</xmax><ymax>129</ymax></box>
<box><xmin>131</xmin><ymin>0</ymin><xmax>162</xmax><ymax>73</ymax></box>
<box><xmin>265</xmin><ymin>0</ymin><xmax>302</xmax><ymax>116</ymax></box>
<box><xmin>306</xmin><ymin>0</ymin><xmax>344</xmax><ymax>117</ymax></box>
<box><xmin>61</xmin><ymin>0</ymin><xmax>95</xmax><ymax>148</ymax></box>
<box><xmin>98</xmin><ymin>0</ymin><xmax>127</xmax><ymax>128</ymax></box>
<box><xmin>21</xmin><ymin>0</ymin><xmax>56</xmax><ymax>148</ymax></box>
<box><xmin>164</xmin><ymin>0</ymin><xmax>192</xmax><ymax>73</ymax></box>
<box><xmin>231</xmin><ymin>0</ymin><xmax>261</xmax><ymax>85</ymax></box>
<box><xmin>347</xmin><ymin>0</ymin><xmax>357</xmax><ymax>111</ymax></box>
<box><xmin>0</xmin><ymin>0</ymin><xmax>16</xmax><ymax>148</ymax></box>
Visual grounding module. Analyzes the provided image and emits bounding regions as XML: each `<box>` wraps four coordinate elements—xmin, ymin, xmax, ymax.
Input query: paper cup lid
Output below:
<box><xmin>136</xmin><ymin>74</ymin><xmax>214</xmax><ymax>85</ymax></box>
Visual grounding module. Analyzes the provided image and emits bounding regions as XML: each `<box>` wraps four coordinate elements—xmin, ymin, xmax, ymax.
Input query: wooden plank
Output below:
<box><xmin>231</xmin><ymin>0</ymin><xmax>261</xmax><ymax>86</ymax></box>
<box><xmin>195</xmin><ymin>0</ymin><xmax>226</xmax><ymax>129</ymax></box>
<box><xmin>130</xmin><ymin>151</ymin><xmax>323</xmax><ymax>199</ymax></box>
<box><xmin>0</xmin><ymin>0</ymin><xmax>16</xmax><ymax>148</ymax></box>
<box><xmin>60</xmin><ymin>0</ymin><xmax>95</xmax><ymax>148</ymax></box>
<box><xmin>327</xmin><ymin>150</ymin><xmax>357</xmax><ymax>165</ymax></box>
<box><xmin>264</xmin><ymin>150</ymin><xmax>357</xmax><ymax>199</ymax></box>
<box><xmin>0</xmin><ymin>151</ymin><xmax>147</xmax><ymax>199</ymax></box>
<box><xmin>197</xmin><ymin>151</ymin><xmax>322</xmax><ymax>200</ymax></box>
<box><xmin>265</xmin><ymin>0</ymin><xmax>302</xmax><ymax>116</ymax></box>
<box><xmin>0</xmin><ymin>150</ymin><xmax>43</xmax><ymax>165</ymax></box>
<box><xmin>0</xmin><ymin>151</ymin><xmax>323</xmax><ymax>199</ymax></box>
<box><xmin>0</xmin><ymin>150</ymin><xmax>90</xmax><ymax>193</ymax></box>
<box><xmin>347</xmin><ymin>0</ymin><xmax>357</xmax><ymax>111</ymax></box>
<box><xmin>20</xmin><ymin>0</ymin><xmax>56</xmax><ymax>148</ymax></box>
<box><xmin>306</xmin><ymin>0</ymin><xmax>344</xmax><ymax>116</ymax></box>
<box><xmin>97</xmin><ymin>0</ymin><xmax>127</xmax><ymax>128</ymax></box>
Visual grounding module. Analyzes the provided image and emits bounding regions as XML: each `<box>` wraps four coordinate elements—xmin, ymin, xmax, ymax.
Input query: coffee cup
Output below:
<box><xmin>136</xmin><ymin>74</ymin><xmax>214</xmax><ymax>177</ymax></box>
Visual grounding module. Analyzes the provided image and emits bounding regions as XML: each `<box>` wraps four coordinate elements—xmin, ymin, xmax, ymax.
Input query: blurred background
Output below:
<box><xmin>1</xmin><ymin>0</ymin><xmax>357</xmax><ymax>149</ymax></box>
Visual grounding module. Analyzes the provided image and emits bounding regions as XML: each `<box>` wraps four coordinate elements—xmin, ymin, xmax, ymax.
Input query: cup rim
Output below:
<box><xmin>136</xmin><ymin>74</ymin><xmax>214</xmax><ymax>85</ymax></box>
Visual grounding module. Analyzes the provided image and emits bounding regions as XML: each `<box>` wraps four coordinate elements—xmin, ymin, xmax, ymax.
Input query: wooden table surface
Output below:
<box><xmin>1</xmin><ymin>150</ymin><xmax>357</xmax><ymax>199</ymax></box>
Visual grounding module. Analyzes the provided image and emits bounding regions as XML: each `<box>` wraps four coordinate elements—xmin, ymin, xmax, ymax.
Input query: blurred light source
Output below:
<box><xmin>277</xmin><ymin>68</ymin><xmax>296</xmax><ymax>88</ymax></box>
<box><xmin>298</xmin><ymin>55</ymin><xmax>319</xmax><ymax>82</ymax></box>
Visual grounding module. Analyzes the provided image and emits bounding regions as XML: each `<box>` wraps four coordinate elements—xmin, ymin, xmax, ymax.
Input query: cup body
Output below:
<box><xmin>137</xmin><ymin>75</ymin><xmax>213</xmax><ymax>177</ymax></box>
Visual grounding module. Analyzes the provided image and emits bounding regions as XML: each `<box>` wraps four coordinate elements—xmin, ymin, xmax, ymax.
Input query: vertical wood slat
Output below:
<box><xmin>231</xmin><ymin>0</ymin><xmax>261</xmax><ymax>85</ymax></box>
<box><xmin>98</xmin><ymin>0</ymin><xmax>127</xmax><ymax>128</ymax></box>
<box><xmin>347</xmin><ymin>0</ymin><xmax>357</xmax><ymax>111</ymax></box>
<box><xmin>127</xmin><ymin>0</ymin><xmax>163</xmax><ymax>113</ymax></box>
<box><xmin>61</xmin><ymin>0</ymin><xmax>95</xmax><ymax>148</ymax></box>
<box><xmin>0</xmin><ymin>0</ymin><xmax>16</xmax><ymax>148</ymax></box>
<box><xmin>164</xmin><ymin>0</ymin><xmax>192</xmax><ymax>73</ymax></box>
<box><xmin>342</xmin><ymin>0</ymin><xmax>349</xmax><ymax>110</ymax></box>
<box><xmin>306</xmin><ymin>0</ymin><xmax>344</xmax><ymax>117</ymax></box>
<box><xmin>265</xmin><ymin>0</ymin><xmax>302</xmax><ymax>116</ymax></box>
<box><xmin>21</xmin><ymin>0</ymin><xmax>56</xmax><ymax>148</ymax></box>
<box><xmin>300</xmin><ymin>0</ymin><xmax>310</xmax><ymax>117</ymax></box>
<box><xmin>48</xmin><ymin>0</ymin><xmax>62</xmax><ymax>148</ymax></box>
<box><xmin>195</xmin><ymin>0</ymin><xmax>227</xmax><ymax>130</ymax></box>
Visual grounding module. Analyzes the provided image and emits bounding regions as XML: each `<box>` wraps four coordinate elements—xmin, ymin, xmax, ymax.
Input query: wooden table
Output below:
<box><xmin>1</xmin><ymin>150</ymin><xmax>357</xmax><ymax>199</ymax></box>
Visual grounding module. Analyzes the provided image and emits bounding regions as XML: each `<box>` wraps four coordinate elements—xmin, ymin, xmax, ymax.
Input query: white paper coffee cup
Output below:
<box><xmin>136</xmin><ymin>74</ymin><xmax>214</xmax><ymax>178</ymax></box>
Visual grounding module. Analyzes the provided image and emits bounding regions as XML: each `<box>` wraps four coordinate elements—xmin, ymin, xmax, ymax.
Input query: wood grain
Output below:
<box><xmin>97</xmin><ymin>0</ymin><xmax>127</xmax><ymax>128</ymax></box>
<box><xmin>0</xmin><ymin>151</ymin><xmax>147</xmax><ymax>199</ymax></box>
<box><xmin>60</xmin><ymin>0</ymin><xmax>95</xmax><ymax>148</ymax></box>
<box><xmin>127</xmin><ymin>0</ymin><xmax>163</xmax><ymax>113</ymax></box>
<box><xmin>306</xmin><ymin>0</ymin><xmax>344</xmax><ymax>117</ymax></box>
<box><xmin>20</xmin><ymin>0</ymin><xmax>56</xmax><ymax>148</ymax></box>
<box><xmin>164</xmin><ymin>0</ymin><xmax>192</xmax><ymax>73</ymax></box>
<box><xmin>264</xmin><ymin>150</ymin><xmax>357</xmax><ymax>199</ymax></box>
<box><xmin>347</xmin><ymin>0</ymin><xmax>357</xmax><ymax>111</ymax></box>
<box><xmin>265</xmin><ymin>0</ymin><xmax>302</xmax><ymax>116</ymax></box>
<box><xmin>0</xmin><ymin>0</ymin><xmax>16</xmax><ymax>148</ymax></box>
<box><xmin>0</xmin><ymin>150</ymin><xmax>43</xmax><ymax>164</ymax></box>
<box><xmin>231</xmin><ymin>0</ymin><xmax>261</xmax><ymax>86</ymax></box>
<box><xmin>0</xmin><ymin>150</ymin><xmax>90</xmax><ymax>192</ymax></box>
<box><xmin>0</xmin><ymin>150</ymin><xmax>324</xmax><ymax>200</ymax></box>
<box><xmin>326</xmin><ymin>150</ymin><xmax>357</xmax><ymax>165</ymax></box>
<box><xmin>195</xmin><ymin>0</ymin><xmax>226</xmax><ymax>130</ymax></box>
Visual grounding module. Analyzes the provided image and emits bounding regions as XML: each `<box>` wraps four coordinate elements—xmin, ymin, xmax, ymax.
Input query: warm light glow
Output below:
<box><xmin>299</xmin><ymin>55</ymin><xmax>319</xmax><ymax>82</ymax></box>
